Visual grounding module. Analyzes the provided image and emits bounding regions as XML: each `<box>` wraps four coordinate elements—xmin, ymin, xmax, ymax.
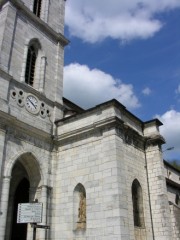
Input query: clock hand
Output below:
<box><xmin>28</xmin><ymin>97</ymin><xmax>37</xmax><ymax>109</ymax></box>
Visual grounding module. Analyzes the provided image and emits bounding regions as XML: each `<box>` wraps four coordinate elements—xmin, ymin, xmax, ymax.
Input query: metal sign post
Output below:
<box><xmin>31</xmin><ymin>223</ymin><xmax>50</xmax><ymax>240</ymax></box>
<box><xmin>32</xmin><ymin>223</ymin><xmax>37</xmax><ymax>240</ymax></box>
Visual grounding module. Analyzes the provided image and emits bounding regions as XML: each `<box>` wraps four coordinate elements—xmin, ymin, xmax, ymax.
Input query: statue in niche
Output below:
<box><xmin>78</xmin><ymin>192</ymin><xmax>86</xmax><ymax>222</ymax></box>
<box><xmin>77</xmin><ymin>191</ymin><xmax>86</xmax><ymax>229</ymax></box>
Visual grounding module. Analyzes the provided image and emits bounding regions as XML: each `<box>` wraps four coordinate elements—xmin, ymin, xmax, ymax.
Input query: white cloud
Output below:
<box><xmin>176</xmin><ymin>84</ymin><xmax>180</xmax><ymax>94</ymax></box>
<box><xmin>142</xmin><ymin>87</ymin><xmax>151</xmax><ymax>96</ymax></box>
<box><xmin>64</xmin><ymin>63</ymin><xmax>140</xmax><ymax>109</ymax></box>
<box><xmin>65</xmin><ymin>0</ymin><xmax>180</xmax><ymax>43</ymax></box>
<box><xmin>156</xmin><ymin>110</ymin><xmax>180</xmax><ymax>159</ymax></box>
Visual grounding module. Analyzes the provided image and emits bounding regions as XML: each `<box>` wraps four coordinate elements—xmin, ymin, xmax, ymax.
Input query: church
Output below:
<box><xmin>0</xmin><ymin>1</ymin><xmax>179</xmax><ymax>240</ymax></box>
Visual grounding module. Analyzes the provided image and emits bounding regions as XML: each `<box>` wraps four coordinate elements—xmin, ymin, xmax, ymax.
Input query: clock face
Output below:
<box><xmin>25</xmin><ymin>94</ymin><xmax>39</xmax><ymax>114</ymax></box>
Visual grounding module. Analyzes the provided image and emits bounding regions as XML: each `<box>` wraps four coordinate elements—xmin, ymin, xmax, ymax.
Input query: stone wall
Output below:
<box><xmin>54</xmin><ymin>103</ymin><xmax>155</xmax><ymax>240</ymax></box>
<box><xmin>170</xmin><ymin>203</ymin><xmax>180</xmax><ymax>240</ymax></box>
<box><xmin>0</xmin><ymin>2</ymin><xmax>65</xmax><ymax>104</ymax></box>
<box><xmin>54</xmin><ymin>128</ymin><xmax>123</xmax><ymax>240</ymax></box>
<box><xmin>5</xmin><ymin>0</ymin><xmax>65</xmax><ymax>34</ymax></box>
<box><xmin>0</xmin><ymin>123</ymin><xmax>53</xmax><ymax>240</ymax></box>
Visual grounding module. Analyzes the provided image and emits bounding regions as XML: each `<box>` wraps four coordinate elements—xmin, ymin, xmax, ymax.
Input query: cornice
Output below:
<box><xmin>166</xmin><ymin>177</ymin><xmax>180</xmax><ymax>190</ymax></box>
<box><xmin>0</xmin><ymin>110</ymin><xmax>53</xmax><ymax>145</ymax></box>
<box><xmin>0</xmin><ymin>67</ymin><xmax>13</xmax><ymax>81</ymax></box>
<box><xmin>145</xmin><ymin>134</ymin><xmax>166</xmax><ymax>146</ymax></box>
<box><xmin>55</xmin><ymin>116</ymin><xmax>124</xmax><ymax>143</ymax></box>
<box><xmin>55</xmin><ymin>116</ymin><xmax>146</xmax><ymax>152</ymax></box>
<box><xmin>56</xmin><ymin>99</ymin><xmax>127</xmax><ymax>125</ymax></box>
<box><xmin>121</xmin><ymin>122</ymin><xmax>144</xmax><ymax>150</ymax></box>
<box><xmin>56</xmin><ymin>111</ymin><xmax>146</xmax><ymax>150</ymax></box>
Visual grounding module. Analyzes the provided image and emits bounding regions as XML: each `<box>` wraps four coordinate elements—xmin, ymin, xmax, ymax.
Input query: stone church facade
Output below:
<box><xmin>0</xmin><ymin>1</ymin><xmax>179</xmax><ymax>240</ymax></box>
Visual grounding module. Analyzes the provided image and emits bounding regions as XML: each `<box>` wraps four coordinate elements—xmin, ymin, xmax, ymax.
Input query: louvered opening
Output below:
<box><xmin>25</xmin><ymin>46</ymin><xmax>37</xmax><ymax>86</ymax></box>
<box><xmin>33</xmin><ymin>0</ymin><xmax>42</xmax><ymax>18</ymax></box>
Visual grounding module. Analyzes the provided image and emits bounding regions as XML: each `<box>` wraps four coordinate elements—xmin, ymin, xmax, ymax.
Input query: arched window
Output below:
<box><xmin>132</xmin><ymin>179</ymin><xmax>144</xmax><ymax>227</ymax></box>
<box><xmin>175</xmin><ymin>194</ymin><xmax>180</xmax><ymax>206</ymax></box>
<box><xmin>33</xmin><ymin>0</ymin><xmax>42</xmax><ymax>17</ymax></box>
<box><xmin>25</xmin><ymin>45</ymin><xmax>37</xmax><ymax>86</ymax></box>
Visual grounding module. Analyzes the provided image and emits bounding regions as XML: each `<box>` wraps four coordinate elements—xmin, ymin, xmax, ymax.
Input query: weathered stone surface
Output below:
<box><xmin>0</xmin><ymin>1</ymin><xmax>179</xmax><ymax>240</ymax></box>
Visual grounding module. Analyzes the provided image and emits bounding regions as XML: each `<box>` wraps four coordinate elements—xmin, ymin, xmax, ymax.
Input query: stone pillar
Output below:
<box><xmin>39</xmin><ymin>185</ymin><xmax>48</xmax><ymax>240</ymax></box>
<box><xmin>0</xmin><ymin>176</ymin><xmax>11</xmax><ymax>240</ymax></box>
<box><xmin>41</xmin><ymin>185</ymin><xmax>48</xmax><ymax>223</ymax></box>
<box><xmin>26</xmin><ymin>187</ymin><xmax>38</xmax><ymax>240</ymax></box>
<box><xmin>20</xmin><ymin>43</ymin><xmax>28</xmax><ymax>82</ymax></box>
<box><xmin>41</xmin><ymin>0</ymin><xmax>50</xmax><ymax>23</ymax></box>
<box><xmin>115</xmin><ymin>131</ymin><xmax>131</xmax><ymax>240</ymax></box>
<box><xmin>54</xmin><ymin>42</ymin><xmax>63</xmax><ymax>104</ymax></box>
<box><xmin>146</xmin><ymin>139</ymin><xmax>173</xmax><ymax>240</ymax></box>
<box><xmin>39</xmin><ymin>56</ymin><xmax>46</xmax><ymax>92</ymax></box>
<box><xmin>0</xmin><ymin>129</ymin><xmax>6</xmax><ymax>191</ymax></box>
<box><xmin>0</xmin><ymin>2</ymin><xmax>17</xmax><ymax>73</ymax></box>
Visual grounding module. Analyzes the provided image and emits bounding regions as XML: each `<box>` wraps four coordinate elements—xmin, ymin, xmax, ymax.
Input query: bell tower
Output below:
<box><xmin>0</xmin><ymin>1</ymin><xmax>68</xmax><ymax>239</ymax></box>
<box><xmin>0</xmin><ymin>0</ymin><xmax>68</xmax><ymax>132</ymax></box>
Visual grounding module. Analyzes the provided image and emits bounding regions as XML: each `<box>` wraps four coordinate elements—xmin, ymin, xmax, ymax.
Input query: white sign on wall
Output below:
<box><xmin>17</xmin><ymin>203</ymin><xmax>43</xmax><ymax>223</ymax></box>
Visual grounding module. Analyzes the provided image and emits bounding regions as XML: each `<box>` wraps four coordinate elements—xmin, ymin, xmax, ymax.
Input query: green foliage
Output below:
<box><xmin>170</xmin><ymin>160</ymin><xmax>180</xmax><ymax>171</ymax></box>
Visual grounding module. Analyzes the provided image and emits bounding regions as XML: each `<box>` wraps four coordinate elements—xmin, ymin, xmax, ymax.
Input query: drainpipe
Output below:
<box><xmin>144</xmin><ymin>139</ymin><xmax>155</xmax><ymax>240</ymax></box>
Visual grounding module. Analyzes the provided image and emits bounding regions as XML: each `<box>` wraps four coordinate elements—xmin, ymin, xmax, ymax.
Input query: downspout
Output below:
<box><xmin>144</xmin><ymin>138</ymin><xmax>155</xmax><ymax>240</ymax></box>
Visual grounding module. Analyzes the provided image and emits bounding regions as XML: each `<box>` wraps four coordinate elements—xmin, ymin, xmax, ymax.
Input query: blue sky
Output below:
<box><xmin>63</xmin><ymin>0</ymin><xmax>180</xmax><ymax>162</ymax></box>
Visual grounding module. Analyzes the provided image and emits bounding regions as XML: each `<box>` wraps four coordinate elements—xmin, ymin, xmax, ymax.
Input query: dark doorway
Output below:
<box><xmin>11</xmin><ymin>178</ymin><xmax>30</xmax><ymax>240</ymax></box>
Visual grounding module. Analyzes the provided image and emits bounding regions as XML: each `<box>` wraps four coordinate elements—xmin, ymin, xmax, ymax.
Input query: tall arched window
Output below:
<box><xmin>25</xmin><ymin>45</ymin><xmax>37</xmax><ymax>86</ymax></box>
<box><xmin>33</xmin><ymin>0</ymin><xmax>42</xmax><ymax>17</ymax></box>
<box><xmin>132</xmin><ymin>179</ymin><xmax>144</xmax><ymax>227</ymax></box>
<box><xmin>175</xmin><ymin>194</ymin><xmax>180</xmax><ymax>206</ymax></box>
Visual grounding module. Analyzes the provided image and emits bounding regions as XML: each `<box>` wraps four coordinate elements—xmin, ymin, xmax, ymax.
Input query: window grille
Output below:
<box><xmin>33</xmin><ymin>0</ymin><xmax>42</xmax><ymax>17</ymax></box>
<box><xmin>25</xmin><ymin>46</ymin><xmax>37</xmax><ymax>86</ymax></box>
